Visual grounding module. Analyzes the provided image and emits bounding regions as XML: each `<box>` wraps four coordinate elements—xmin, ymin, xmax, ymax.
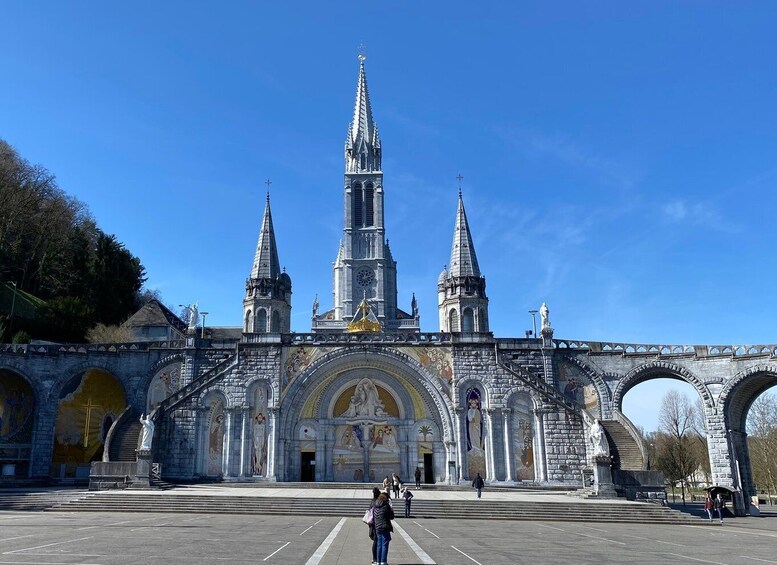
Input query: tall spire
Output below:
<box><xmin>448</xmin><ymin>190</ymin><xmax>481</xmax><ymax>277</ymax></box>
<box><xmin>250</xmin><ymin>192</ymin><xmax>281</xmax><ymax>280</ymax></box>
<box><xmin>345</xmin><ymin>54</ymin><xmax>381</xmax><ymax>172</ymax></box>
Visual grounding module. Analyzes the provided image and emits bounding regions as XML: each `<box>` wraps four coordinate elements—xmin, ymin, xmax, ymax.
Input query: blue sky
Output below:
<box><xmin>2</xmin><ymin>2</ymin><xmax>776</xmax><ymax>431</ymax></box>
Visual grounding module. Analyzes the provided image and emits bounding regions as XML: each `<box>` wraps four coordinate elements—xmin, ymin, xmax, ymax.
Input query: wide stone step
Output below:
<box><xmin>52</xmin><ymin>494</ymin><xmax>699</xmax><ymax>524</ymax></box>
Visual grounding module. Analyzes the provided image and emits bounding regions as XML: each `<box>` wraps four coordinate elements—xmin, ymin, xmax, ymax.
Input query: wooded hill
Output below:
<box><xmin>0</xmin><ymin>139</ymin><xmax>150</xmax><ymax>343</ymax></box>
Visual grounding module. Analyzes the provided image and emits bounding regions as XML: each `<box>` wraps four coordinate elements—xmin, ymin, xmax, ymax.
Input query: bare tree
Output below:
<box><xmin>86</xmin><ymin>323</ymin><xmax>136</xmax><ymax>344</ymax></box>
<box><xmin>747</xmin><ymin>392</ymin><xmax>777</xmax><ymax>505</ymax></box>
<box><xmin>656</xmin><ymin>389</ymin><xmax>703</xmax><ymax>504</ymax></box>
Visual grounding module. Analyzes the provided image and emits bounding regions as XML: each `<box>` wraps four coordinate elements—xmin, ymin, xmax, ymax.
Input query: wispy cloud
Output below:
<box><xmin>659</xmin><ymin>199</ymin><xmax>737</xmax><ymax>233</ymax></box>
<box><xmin>494</xmin><ymin>126</ymin><xmax>645</xmax><ymax>196</ymax></box>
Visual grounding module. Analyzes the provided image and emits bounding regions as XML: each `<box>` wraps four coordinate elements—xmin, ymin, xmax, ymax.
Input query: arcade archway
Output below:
<box><xmin>0</xmin><ymin>369</ymin><xmax>36</xmax><ymax>478</ymax></box>
<box><xmin>50</xmin><ymin>368</ymin><xmax>126</xmax><ymax>479</ymax></box>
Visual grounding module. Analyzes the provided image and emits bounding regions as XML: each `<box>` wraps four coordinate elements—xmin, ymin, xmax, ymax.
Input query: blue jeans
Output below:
<box><xmin>376</xmin><ymin>530</ymin><xmax>391</xmax><ymax>563</ymax></box>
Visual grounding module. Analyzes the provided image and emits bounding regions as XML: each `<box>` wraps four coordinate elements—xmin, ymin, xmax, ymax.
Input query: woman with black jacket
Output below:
<box><xmin>367</xmin><ymin>487</ymin><xmax>380</xmax><ymax>564</ymax></box>
<box><xmin>373</xmin><ymin>492</ymin><xmax>395</xmax><ymax>565</ymax></box>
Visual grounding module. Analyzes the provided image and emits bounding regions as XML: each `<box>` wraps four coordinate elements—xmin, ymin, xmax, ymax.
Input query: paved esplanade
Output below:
<box><xmin>1</xmin><ymin>487</ymin><xmax>776</xmax><ymax>564</ymax></box>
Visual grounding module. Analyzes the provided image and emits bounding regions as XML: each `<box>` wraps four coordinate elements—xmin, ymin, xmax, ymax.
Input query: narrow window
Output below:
<box><xmin>245</xmin><ymin>310</ymin><xmax>252</xmax><ymax>332</ymax></box>
<box><xmin>271</xmin><ymin>311</ymin><xmax>281</xmax><ymax>333</ymax></box>
<box><xmin>256</xmin><ymin>309</ymin><xmax>267</xmax><ymax>333</ymax></box>
<box><xmin>365</xmin><ymin>184</ymin><xmax>374</xmax><ymax>226</ymax></box>
<box><xmin>353</xmin><ymin>184</ymin><xmax>363</xmax><ymax>227</ymax></box>
<box><xmin>449</xmin><ymin>309</ymin><xmax>460</xmax><ymax>332</ymax></box>
<box><xmin>462</xmin><ymin>308</ymin><xmax>474</xmax><ymax>332</ymax></box>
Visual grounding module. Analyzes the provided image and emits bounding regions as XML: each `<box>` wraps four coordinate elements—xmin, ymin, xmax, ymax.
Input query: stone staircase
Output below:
<box><xmin>0</xmin><ymin>489</ymin><xmax>92</xmax><ymax>511</ymax></box>
<box><xmin>108</xmin><ymin>414</ymin><xmax>141</xmax><ymax>462</ymax></box>
<box><xmin>600</xmin><ymin>420</ymin><xmax>644</xmax><ymax>470</ymax></box>
<box><xmin>50</xmin><ymin>492</ymin><xmax>700</xmax><ymax>524</ymax></box>
<box><xmin>497</xmin><ymin>349</ymin><xmax>581</xmax><ymax>414</ymax></box>
<box><xmin>157</xmin><ymin>352</ymin><xmax>237</xmax><ymax>414</ymax></box>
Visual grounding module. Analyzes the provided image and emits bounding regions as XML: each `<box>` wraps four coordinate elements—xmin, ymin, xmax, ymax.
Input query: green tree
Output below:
<box><xmin>88</xmin><ymin>234</ymin><xmax>147</xmax><ymax>326</ymax></box>
<box><xmin>1</xmin><ymin>139</ymin><xmax>152</xmax><ymax>342</ymax></box>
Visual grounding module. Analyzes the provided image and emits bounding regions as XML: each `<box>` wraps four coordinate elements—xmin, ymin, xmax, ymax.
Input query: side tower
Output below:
<box><xmin>313</xmin><ymin>55</ymin><xmax>419</xmax><ymax>333</ymax></box>
<box><xmin>438</xmin><ymin>189</ymin><xmax>489</xmax><ymax>332</ymax></box>
<box><xmin>243</xmin><ymin>193</ymin><xmax>292</xmax><ymax>333</ymax></box>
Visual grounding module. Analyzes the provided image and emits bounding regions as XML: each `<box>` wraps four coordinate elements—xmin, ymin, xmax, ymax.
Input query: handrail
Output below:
<box><xmin>611</xmin><ymin>409</ymin><xmax>648</xmax><ymax>470</ymax></box>
<box><xmin>155</xmin><ymin>352</ymin><xmax>238</xmax><ymax>416</ymax></box>
<box><xmin>495</xmin><ymin>344</ymin><xmax>582</xmax><ymax>416</ymax></box>
<box><xmin>103</xmin><ymin>405</ymin><xmax>135</xmax><ymax>462</ymax></box>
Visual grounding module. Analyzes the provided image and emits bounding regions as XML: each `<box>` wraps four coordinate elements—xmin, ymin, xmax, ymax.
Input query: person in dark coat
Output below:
<box><xmin>402</xmin><ymin>486</ymin><xmax>414</xmax><ymax>518</ymax></box>
<box><xmin>367</xmin><ymin>487</ymin><xmax>380</xmax><ymax>564</ymax></box>
<box><xmin>472</xmin><ymin>472</ymin><xmax>485</xmax><ymax>498</ymax></box>
<box><xmin>415</xmin><ymin>466</ymin><xmax>422</xmax><ymax>488</ymax></box>
<box><xmin>373</xmin><ymin>492</ymin><xmax>395</xmax><ymax>565</ymax></box>
<box><xmin>715</xmin><ymin>494</ymin><xmax>724</xmax><ymax>523</ymax></box>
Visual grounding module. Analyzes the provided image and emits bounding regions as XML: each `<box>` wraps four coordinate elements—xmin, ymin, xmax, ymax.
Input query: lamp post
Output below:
<box><xmin>201</xmin><ymin>312</ymin><xmax>209</xmax><ymax>338</ymax></box>
<box><xmin>9</xmin><ymin>281</ymin><xmax>18</xmax><ymax>339</ymax></box>
<box><xmin>528</xmin><ymin>309</ymin><xmax>538</xmax><ymax>338</ymax></box>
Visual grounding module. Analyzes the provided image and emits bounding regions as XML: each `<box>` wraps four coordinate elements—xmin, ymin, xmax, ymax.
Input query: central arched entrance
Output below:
<box><xmin>278</xmin><ymin>347</ymin><xmax>454</xmax><ymax>484</ymax></box>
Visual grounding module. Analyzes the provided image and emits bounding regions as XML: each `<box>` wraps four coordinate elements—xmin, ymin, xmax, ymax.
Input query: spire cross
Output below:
<box><xmin>456</xmin><ymin>174</ymin><xmax>464</xmax><ymax>196</ymax></box>
<box><xmin>264</xmin><ymin>178</ymin><xmax>272</xmax><ymax>201</ymax></box>
<box><xmin>357</xmin><ymin>42</ymin><xmax>367</xmax><ymax>62</ymax></box>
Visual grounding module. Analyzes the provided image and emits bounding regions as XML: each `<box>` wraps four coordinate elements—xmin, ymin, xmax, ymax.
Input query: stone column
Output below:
<box><xmin>728</xmin><ymin>429</ymin><xmax>747</xmax><ymax>516</ymax></box>
<box><xmin>222</xmin><ymin>410</ymin><xmax>232</xmax><ymax>477</ymax></box>
<box><xmin>266</xmin><ymin>407</ymin><xmax>278</xmax><ymax>480</ymax></box>
<box><xmin>240</xmin><ymin>407</ymin><xmax>249</xmax><ymax>477</ymax></box>
<box><xmin>362</xmin><ymin>423</ymin><xmax>372</xmax><ymax>482</ymax></box>
<box><xmin>534</xmin><ymin>408</ymin><xmax>548</xmax><ymax>483</ymax></box>
<box><xmin>193</xmin><ymin>408</ymin><xmax>204</xmax><ymax>477</ymax></box>
<box><xmin>485</xmin><ymin>408</ymin><xmax>497</xmax><ymax>481</ymax></box>
<box><xmin>455</xmin><ymin>407</ymin><xmax>465</xmax><ymax>483</ymax></box>
<box><xmin>502</xmin><ymin>409</ymin><xmax>514</xmax><ymax>483</ymax></box>
<box><xmin>324</xmin><ymin>435</ymin><xmax>335</xmax><ymax>481</ymax></box>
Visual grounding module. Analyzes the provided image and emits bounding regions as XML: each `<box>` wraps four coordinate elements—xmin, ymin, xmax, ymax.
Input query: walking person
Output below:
<box><xmin>392</xmin><ymin>472</ymin><xmax>401</xmax><ymax>499</ymax></box>
<box><xmin>382</xmin><ymin>475</ymin><xmax>391</xmax><ymax>497</ymax></box>
<box><xmin>704</xmin><ymin>494</ymin><xmax>714</xmax><ymax>521</ymax></box>
<box><xmin>715</xmin><ymin>494</ymin><xmax>724</xmax><ymax>523</ymax></box>
<box><xmin>366</xmin><ymin>487</ymin><xmax>380</xmax><ymax>565</ymax></box>
<box><xmin>415</xmin><ymin>466</ymin><xmax>422</xmax><ymax>488</ymax></box>
<box><xmin>373</xmin><ymin>492</ymin><xmax>395</xmax><ymax>565</ymax></box>
<box><xmin>472</xmin><ymin>472</ymin><xmax>485</xmax><ymax>498</ymax></box>
<box><xmin>402</xmin><ymin>486</ymin><xmax>414</xmax><ymax>518</ymax></box>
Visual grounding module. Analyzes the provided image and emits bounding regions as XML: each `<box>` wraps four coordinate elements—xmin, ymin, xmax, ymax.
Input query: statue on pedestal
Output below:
<box><xmin>187</xmin><ymin>303</ymin><xmax>199</xmax><ymax>331</ymax></box>
<box><xmin>589</xmin><ymin>419</ymin><xmax>609</xmax><ymax>458</ymax></box>
<box><xmin>139</xmin><ymin>413</ymin><xmax>155</xmax><ymax>450</ymax></box>
<box><xmin>540</xmin><ymin>302</ymin><xmax>550</xmax><ymax>330</ymax></box>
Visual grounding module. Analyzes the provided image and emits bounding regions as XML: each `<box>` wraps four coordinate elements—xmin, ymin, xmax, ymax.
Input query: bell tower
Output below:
<box><xmin>438</xmin><ymin>182</ymin><xmax>489</xmax><ymax>333</ymax></box>
<box><xmin>243</xmin><ymin>188</ymin><xmax>292</xmax><ymax>334</ymax></box>
<box><xmin>312</xmin><ymin>54</ymin><xmax>419</xmax><ymax>333</ymax></box>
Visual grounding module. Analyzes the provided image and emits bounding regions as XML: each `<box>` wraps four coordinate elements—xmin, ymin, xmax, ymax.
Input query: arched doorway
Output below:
<box><xmin>0</xmin><ymin>369</ymin><xmax>36</xmax><ymax>478</ymax></box>
<box><xmin>50</xmin><ymin>368</ymin><xmax>126</xmax><ymax>479</ymax></box>
<box><xmin>279</xmin><ymin>347</ymin><xmax>454</xmax><ymax>483</ymax></box>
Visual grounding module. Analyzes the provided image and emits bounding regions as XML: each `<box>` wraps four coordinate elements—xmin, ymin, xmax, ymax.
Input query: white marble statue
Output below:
<box><xmin>187</xmin><ymin>303</ymin><xmax>199</xmax><ymax>330</ymax></box>
<box><xmin>589</xmin><ymin>419</ymin><xmax>609</xmax><ymax>457</ymax></box>
<box><xmin>139</xmin><ymin>413</ymin><xmax>155</xmax><ymax>450</ymax></box>
<box><xmin>540</xmin><ymin>302</ymin><xmax>550</xmax><ymax>329</ymax></box>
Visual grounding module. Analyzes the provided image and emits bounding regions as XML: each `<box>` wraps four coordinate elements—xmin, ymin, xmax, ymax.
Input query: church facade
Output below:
<box><xmin>2</xmin><ymin>58</ymin><xmax>775</xmax><ymax>516</ymax></box>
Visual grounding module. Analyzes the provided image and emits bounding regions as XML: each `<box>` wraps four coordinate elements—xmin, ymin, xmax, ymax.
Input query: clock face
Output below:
<box><xmin>355</xmin><ymin>267</ymin><xmax>375</xmax><ymax>287</ymax></box>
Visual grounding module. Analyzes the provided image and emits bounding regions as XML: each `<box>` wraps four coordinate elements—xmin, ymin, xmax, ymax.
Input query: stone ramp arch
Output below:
<box><xmin>612</xmin><ymin>360</ymin><xmax>713</xmax><ymax>413</ymax></box>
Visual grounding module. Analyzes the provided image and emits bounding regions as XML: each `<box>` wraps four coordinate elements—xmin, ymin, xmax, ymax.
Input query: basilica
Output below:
<box><xmin>1</xmin><ymin>57</ymin><xmax>771</xmax><ymax>517</ymax></box>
